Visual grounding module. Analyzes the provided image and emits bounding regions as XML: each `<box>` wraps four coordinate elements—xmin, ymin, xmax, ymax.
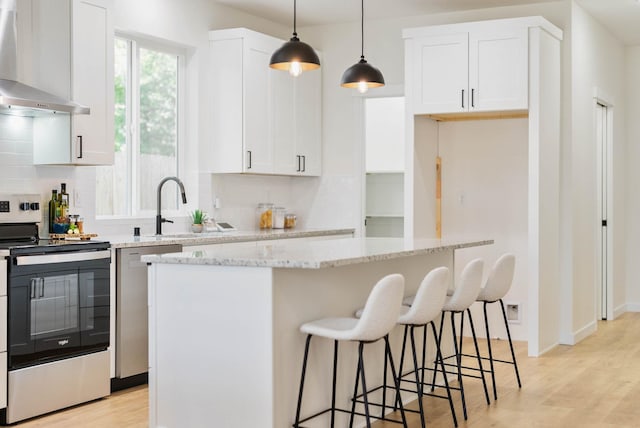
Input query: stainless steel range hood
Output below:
<box><xmin>0</xmin><ymin>0</ymin><xmax>89</xmax><ymax>115</ymax></box>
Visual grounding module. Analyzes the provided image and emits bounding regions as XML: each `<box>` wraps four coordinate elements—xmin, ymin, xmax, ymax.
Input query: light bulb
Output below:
<box><xmin>357</xmin><ymin>81</ymin><xmax>369</xmax><ymax>94</ymax></box>
<box><xmin>289</xmin><ymin>61</ymin><xmax>303</xmax><ymax>77</ymax></box>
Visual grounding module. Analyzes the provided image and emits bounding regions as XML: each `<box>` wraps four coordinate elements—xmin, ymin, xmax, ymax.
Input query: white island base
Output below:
<box><xmin>145</xmin><ymin>238</ymin><xmax>491</xmax><ymax>428</ymax></box>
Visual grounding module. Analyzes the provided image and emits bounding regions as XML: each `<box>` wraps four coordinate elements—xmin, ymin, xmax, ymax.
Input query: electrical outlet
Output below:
<box><xmin>506</xmin><ymin>302</ymin><xmax>521</xmax><ymax>324</ymax></box>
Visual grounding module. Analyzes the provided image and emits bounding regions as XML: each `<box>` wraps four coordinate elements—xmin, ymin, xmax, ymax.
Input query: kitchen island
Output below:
<box><xmin>143</xmin><ymin>237</ymin><xmax>492</xmax><ymax>428</ymax></box>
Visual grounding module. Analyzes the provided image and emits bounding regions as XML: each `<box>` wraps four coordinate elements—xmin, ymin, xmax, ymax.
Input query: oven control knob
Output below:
<box><xmin>19</xmin><ymin>202</ymin><xmax>30</xmax><ymax>211</ymax></box>
<box><xmin>30</xmin><ymin>202</ymin><xmax>40</xmax><ymax>211</ymax></box>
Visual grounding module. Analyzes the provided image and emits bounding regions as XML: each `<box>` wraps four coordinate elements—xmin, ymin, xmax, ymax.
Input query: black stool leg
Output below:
<box><xmin>394</xmin><ymin>326</ymin><xmax>410</xmax><ymax>412</ymax></box>
<box><xmin>409</xmin><ymin>326</ymin><xmax>426</xmax><ymax>427</ymax></box>
<box><xmin>451</xmin><ymin>311</ymin><xmax>467</xmax><ymax>420</ymax></box>
<box><xmin>483</xmin><ymin>302</ymin><xmax>498</xmax><ymax>400</ymax></box>
<box><xmin>467</xmin><ymin>308</ymin><xmax>490</xmax><ymax>405</ymax></box>
<box><xmin>500</xmin><ymin>299</ymin><xmax>522</xmax><ymax>388</ymax></box>
<box><xmin>358</xmin><ymin>342</ymin><xmax>372</xmax><ymax>428</ymax></box>
<box><xmin>381</xmin><ymin>337</ymin><xmax>389</xmax><ymax>418</ymax></box>
<box><xmin>385</xmin><ymin>335</ymin><xmax>408</xmax><ymax>427</ymax></box>
<box><xmin>294</xmin><ymin>334</ymin><xmax>312</xmax><ymax>428</ymax></box>
<box><xmin>331</xmin><ymin>340</ymin><xmax>339</xmax><ymax>427</ymax></box>
<box><xmin>420</xmin><ymin>323</ymin><xmax>428</xmax><ymax>388</ymax></box>
<box><xmin>431</xmin><ymin>320</ymin><xmax>458</xmax><ymax>428</ymax></box>
<box><xmin>349</xmin><ymin>347</ymin><xmax>361</xmax><ymax>428</ymax></box>
<box><xmin>431</xmin><ymin>312</ymin><xmax>446</xmax><ymax>392</ymax></box>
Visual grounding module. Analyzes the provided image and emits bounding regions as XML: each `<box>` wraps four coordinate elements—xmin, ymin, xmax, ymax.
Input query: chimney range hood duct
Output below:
<box><xmin>0</xmin><ymin>0</ymin><xmax>89</xmax><ymax>115</ymax></box>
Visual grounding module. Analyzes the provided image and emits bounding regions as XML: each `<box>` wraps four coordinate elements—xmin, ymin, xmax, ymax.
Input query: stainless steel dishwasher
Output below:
<box><xmin>115</xmin><ymin>244</ymin><xmax>181</xmax><ymax>386</ymax></box>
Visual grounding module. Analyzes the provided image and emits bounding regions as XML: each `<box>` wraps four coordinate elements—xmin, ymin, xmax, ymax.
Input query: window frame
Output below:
<box><xmin>96</xmin><ymin>32</ymin><xmax>187</xmax><ymax>220</ymax></box>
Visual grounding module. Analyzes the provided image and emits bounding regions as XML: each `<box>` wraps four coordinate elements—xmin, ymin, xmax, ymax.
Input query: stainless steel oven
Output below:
<box><xmin>0</xmin><ymin>194</ymin><xmax>111</xmax><ymax>425</ymax></box>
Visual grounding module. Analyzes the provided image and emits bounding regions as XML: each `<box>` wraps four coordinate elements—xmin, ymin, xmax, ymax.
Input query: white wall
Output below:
<box><xmin>566</xmin><ymin>1</ymin><xmax>626</xmax><ymax>342</ymax></box>
<box><xmin>625</xmin><ymin>46</ymin><xmax>640</xmax><ymax>310</ymax></box>
<box><xmin>440</xmin><ymin>118</ymin><xmax>529</xmax><ymax>341</ymax></box>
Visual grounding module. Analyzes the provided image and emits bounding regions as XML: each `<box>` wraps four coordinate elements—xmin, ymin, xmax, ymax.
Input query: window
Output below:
<box><xmin>96</xmin><ymin>35</ymin><xmax>185</xmax><ymax>217</ymax></box>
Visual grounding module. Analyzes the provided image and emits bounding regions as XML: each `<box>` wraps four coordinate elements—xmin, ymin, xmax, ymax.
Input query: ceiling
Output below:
<box><xmin>576</xmin><ymin>0</ymin><xmax>640</xmax><ymax>45</ymax></box>
<box><xmin>216</xmin><ymin>0</ymin><xmax>640</xmax><ymax>45</ymax></box>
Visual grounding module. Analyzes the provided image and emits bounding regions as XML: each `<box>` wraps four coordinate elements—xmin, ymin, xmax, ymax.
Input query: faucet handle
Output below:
<box><xmin>161</xmin><ymin>218</ymin><xmax>174</xmax><ymax>224</ymax></box>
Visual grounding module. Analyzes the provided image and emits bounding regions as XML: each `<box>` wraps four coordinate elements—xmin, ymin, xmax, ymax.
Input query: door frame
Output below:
<box><xmin>593</xmin><ymin>87</ymin><xmax>614</xmax><ymax>321</ymax></box>
<box><xmin>353</xmin><ymin>84</ymin><xmax>404</xmax><ymax>237</ymax></box>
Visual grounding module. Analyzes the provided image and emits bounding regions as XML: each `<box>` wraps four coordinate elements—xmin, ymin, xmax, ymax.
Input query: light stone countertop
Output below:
<box><xmin>103</xmin><ymin>228</ymin><xmax>355</xmax><ymax>249</ymax></box>
<box><xmin>141</xmin><ymin>237</ymin><xmax>493</xmax><ymax>269</ymax></box>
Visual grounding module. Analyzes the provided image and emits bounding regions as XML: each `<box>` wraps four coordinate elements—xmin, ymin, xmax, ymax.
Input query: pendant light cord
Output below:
<box><xmin>293</xmin><ymin>0</ymin><xmax>297</xmax><ymax>37</ymax></box>
<box><xmin>360</xmin><ymin>0</ymin><xmax>364</xmax><ymax>59</ymax></box>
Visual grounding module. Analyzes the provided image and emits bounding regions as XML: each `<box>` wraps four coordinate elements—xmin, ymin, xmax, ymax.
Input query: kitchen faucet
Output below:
<box><xmin>156</xmin><ymin>176</ymin><xmax>188</xmax><ymax>235</ymax></box>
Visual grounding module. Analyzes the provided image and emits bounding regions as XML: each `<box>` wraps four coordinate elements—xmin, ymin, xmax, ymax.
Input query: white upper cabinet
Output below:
<box><xmin>31</xmin><ymin>0</ymin><xmax>114</xmax><ymax>165</ymax></box>
<box><xmin>207</xmin><ymin>28</ymin><xmax>322</xmax><ymax>176</ymax></box>
<box><xmin>406</xmin><ymin>19</ymin><xmax>529</xmax><ymax>115</ymax></box>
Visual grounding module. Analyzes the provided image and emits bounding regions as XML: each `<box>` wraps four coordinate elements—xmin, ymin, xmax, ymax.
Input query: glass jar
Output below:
<box><xmin>256</xmin><ymin>203</ymin><xmax>274</xmax><ymax>229</ymax></box>
<box><xmin>272</xmin><ymin>207</ymin><xmax>286</xmax><ymax>229</ymax></box>
<box><xmin>284</xmin><ymin>213</ymin><xmax>296</xmax><ymax>229</ymax></box>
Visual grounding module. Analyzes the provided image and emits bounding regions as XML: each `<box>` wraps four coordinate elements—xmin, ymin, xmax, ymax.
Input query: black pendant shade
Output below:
<box><xmin>269</xmin><ymin>0</ymin><xmax>320</xmax><ymax>76</ymax></box>
<box><xmin>341</xmin><ymin>0</ymin><xmax>384</xmax><ymax>92</ymax></box>
<box><xmin>270</xmin><ymin>35</ymin><xmax>320</xmax><ymax>73</ymax></box>
<box><xmin>340</xmin><ymin>57</ymin><xmax>385</xmax><ymax>90</ymax></box>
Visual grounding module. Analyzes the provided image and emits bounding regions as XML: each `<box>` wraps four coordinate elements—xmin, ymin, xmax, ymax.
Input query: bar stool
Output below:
<box><xmin>430</xmin><ymin>258</ymin><xmax>490</xmax><ymax>421</ymax></box>
<box><xmin>476</xmin><ymin>253</ymin><xmax>521</xmax><ymax>400</ymax></box>
<box><xmin>293</xmin><ymin>273</ymin><xmax>407</xmax><ymax>428</ymax></box>
<box><xmin>395</xmin><ymin>266</ymin><xmax>458</xmax><ymax>428</ymax></box>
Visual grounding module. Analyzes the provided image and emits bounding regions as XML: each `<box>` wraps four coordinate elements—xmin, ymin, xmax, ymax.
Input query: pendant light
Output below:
<box><xmin>270</xmin><ymin>0</ymin><xmax>320</xmax><ymax>77</ymax></box>
<box><xmin>341</xmin><ymin>0</ymin><xmax>384</xmax><ymax>93</ymax></box>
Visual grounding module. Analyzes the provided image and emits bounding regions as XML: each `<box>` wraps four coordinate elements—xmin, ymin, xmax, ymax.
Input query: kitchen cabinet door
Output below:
<box><xmin>31</xmin><ymin>0</ymin><xmax>114</xmax><ymax>165</ymax></box>
<box><xmin>293</xmin><ymin>69</ymin><xmax>322</xmax><ymax>176</ymax></box>
<box><xmin>413</xmin><ymin>33</ymin><xmax>468</xmax><ymax>115</ymax></box>
<box><xmin>469</xmin><ymin>26</ymin><xmax>528</xmax><ymax>112</ymax></box>
<box><xmin>70</xmin><ymin>0</ymin><xmax>114</xmax><ymax>165</ymax></box>
<box><xmin>271</xmin><ymin>69</ymin><xmax>296</xmax><ymax>175</ymax></box>
<box><xmin>243</xmin><ymin>38</ymin><xmax>276</xmax><ymax>174</ymax></box>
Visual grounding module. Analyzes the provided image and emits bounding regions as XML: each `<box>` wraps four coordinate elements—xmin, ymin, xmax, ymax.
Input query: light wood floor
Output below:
<box><xmin>14</xmin><ymin>312</ymin><xmax>640</xmax><ymax>427</ymax></box>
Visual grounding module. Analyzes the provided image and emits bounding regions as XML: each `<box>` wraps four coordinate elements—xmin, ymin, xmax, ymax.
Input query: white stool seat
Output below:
<box><xmin>300</xmin><ymin>317</ymin><xmax>360</xmax><ymax>340</ymax></box>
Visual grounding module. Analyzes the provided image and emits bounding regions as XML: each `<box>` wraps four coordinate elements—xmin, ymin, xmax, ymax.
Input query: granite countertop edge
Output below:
<box><xmin>142</xmin><ymin>238</ymin><xmax>493</xmax><ymax>269</ymax></box>
<box><xmin>105</xmin><ymin>228</ymin><xmax>355</xmax><ymax>249</ymax></box>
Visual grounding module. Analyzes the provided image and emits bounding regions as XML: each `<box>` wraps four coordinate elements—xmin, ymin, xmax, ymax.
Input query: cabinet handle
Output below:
<box><xmin>30</xmin><ymin>279</ymin><xmax>36</xmax><ymax>299</ymax></box>
<box><xmin>77</xmin><ymin>135</ymin><xmax>83</xmax><ymax>159</ymax></box>
<box><xmin>471</xmin><ymin>88</ymin><xmax>475</xmax><ymax>108</ymax></box>
<box><xmin>247</xmin><ymin>150</ymin><xmax>252</xmax><ymax>169</ymax></box>
<box><xmin>296</xmin><ymin>155</ymin><xmax>301</xmax><ymax>172</ymax></box>
<box><xmin>302</xmin><ymin>155</ymin><xmax>306</xmax><ymax>172</ymax></box>
<box><xmin>461</xmin><ymin>89</ymin><xmax>465</xmax><ymax>109</ymax></box>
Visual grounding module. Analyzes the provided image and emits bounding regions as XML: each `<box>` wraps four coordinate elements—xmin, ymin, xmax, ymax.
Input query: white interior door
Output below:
<box><xmin>596</xmin><ymin>102</ymin><xmax>611</xmax><ymax>320</ymax></box>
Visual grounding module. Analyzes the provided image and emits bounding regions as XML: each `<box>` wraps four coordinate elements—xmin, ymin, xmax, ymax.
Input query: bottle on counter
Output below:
<box><xmin>60</xmin><ymin>183</ymin><xmax>70</xmax><ymax>210</ymax></box>
<box><xmin>256</xmin><ymin>203</ymin><xmax>274</xmax><ymax>229</ymax></box>
<box><xmin>48</xmin><ymin>189</ymin><xmax>58</xmax><ymax>233</ymax></box>
<box><xmin>272</xmin><ymin>207</ymin><xmax>286</xmax><ymax>229</ymax></box>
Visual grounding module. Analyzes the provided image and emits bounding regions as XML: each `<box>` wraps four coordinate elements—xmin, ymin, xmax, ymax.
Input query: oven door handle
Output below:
<box><xmin>15</xmin><ymin>250</ymin><xmax>111</xmax><ymax>266</ymax></box>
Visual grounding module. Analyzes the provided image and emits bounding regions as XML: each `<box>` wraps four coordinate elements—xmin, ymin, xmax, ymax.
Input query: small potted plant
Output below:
<box><xmin>190</xmin><ymin>209</ymin><xmax>207</xmax><ymax>233</ymax></box>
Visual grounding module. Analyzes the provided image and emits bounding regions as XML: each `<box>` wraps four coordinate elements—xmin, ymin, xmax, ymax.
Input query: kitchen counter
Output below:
<box><xmin>104</xmin><ymin>227</ymin><xmax>355</xmax><ymax>249</ymax></box>
<box><xmin>143</xmin><ymin>237</ymin><xmax>492</xmax><ymax>268</ymax></box>
<box><xmin>145</xmin><ymin>237</ymin><xmax>492</xmax><ymax>428</ymax></box>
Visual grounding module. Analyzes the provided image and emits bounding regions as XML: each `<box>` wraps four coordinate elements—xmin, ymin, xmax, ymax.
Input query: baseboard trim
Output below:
<box><xmin>612</xmin><ymin>304</ymin><xmax>627</xmax><ymax>319</ymax></box>
<box><xmin>624</xmin><ymin>303</ymin><xmax>640</xmax><ymax>312</ymax></box>
<box><xmin>560</xmin><ymin>320</ymin><xmax>597</xmax><ymax>346</ymax></box>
